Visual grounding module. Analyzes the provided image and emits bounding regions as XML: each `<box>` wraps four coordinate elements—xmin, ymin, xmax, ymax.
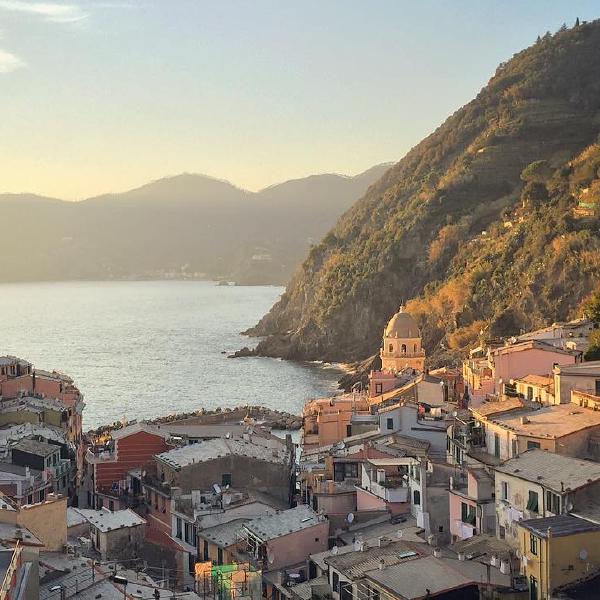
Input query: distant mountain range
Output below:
<box><xmin>0</xmin><ymin>164</ymin><xmax>391</xmax><ymax>285</ymax></box>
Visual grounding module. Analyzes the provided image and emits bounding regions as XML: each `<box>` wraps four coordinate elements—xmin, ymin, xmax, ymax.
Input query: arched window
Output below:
<box><xmin>388</xmin><ymin>344</ymin><xmax>393</xmax><ymax>353</ymax></box>
<box><xmin>413</xmin><ymin>490</ymin><xmax>421</xmax><ymax>505</ymax></box>
<box><xmin>414</xmin><ymin>344</ymin><xmax>417</xmax><ymax>353</ymax></box>
<box><xmin>401</xmin><ymin>344</ymin><xmax>407</xmax><ymax>354</ymax></box>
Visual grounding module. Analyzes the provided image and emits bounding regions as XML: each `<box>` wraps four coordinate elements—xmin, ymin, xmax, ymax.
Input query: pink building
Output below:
<box><xmin>241</xmin><ymin>505</ymin><xmax>328</xmax><ymax>572</ymax></box>
<box><xmin>448</xmin><ymin>468</ymin><xmax>495</xmax><ymax>541</ymax></box>
<box><xmin>369</xmin><ymin>370</ymin><xmax>400</xmax><ymax>397</ymax></box>
<box><xmin>490</xmin><ymin>340</ymin><xmax>578</xmax><ymax>395</ymax></box>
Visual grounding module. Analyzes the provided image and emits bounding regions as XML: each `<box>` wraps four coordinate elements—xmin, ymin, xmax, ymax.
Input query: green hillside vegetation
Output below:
<box><xmin>249</xmin><ymin>19</ymin><xmax>600</xmax><ymax>364</ymax></box>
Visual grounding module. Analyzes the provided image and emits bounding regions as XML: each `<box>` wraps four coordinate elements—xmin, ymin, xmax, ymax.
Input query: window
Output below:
<box><xmin>375</xmin><ymin>383</ymin><xmax>382</xmax><ymax>394</ymax></box>
<box><xmin>386</xmin><ymin>418</ymin><xmax>394</xmax><ymax>431</ymax></box>
<box><xmin>217</xmin><ymin>547</ymin><xmax>223</xmax><ymax>565</ymax></box>
<box><xmin>546</xmin><ymin>491</ymin><xmax>561</xmax><ymax>514</ymax></box>
<box><xmin>526</xmin><ymin>491</ymin><xmax>539</xmax><ymax>513</ymax></box>
<box><xmin>340</xmin><ymin>583</ymin><xmax>352</xmax><ymax>600</ymax></box>
<box><xmin>176</xmin><ymin>517</ymin><xmax>182</xmax><ymax>539</ymax></box>
<box><xmin>529</xmin><ymin>533</ymin><xmax>538</xmax><ymax>556</ymax></box>
<box><xmin>494</xmin><ymin>434</ymin><xmax>500</xmax><ymax>458</ymax></box>
<box><xmin>27</xmin><ymin>494</ymin><xmax>33</xmax><ymax>505</ymax></box>
<box><xmin>185</xmin><ymin>522</ymin><xmax>191</xmax><ymax>544</ymax></box>
<box><xmin>332</xmin><ymin>572</ymin><xmax>340</xmax><ymax>593</ymax></box>
<box><xmin>511</xmin><ymin>440</ymin><xmax>518</xmax><ymax>457</ymax></box>
<box><xmin>527</xmin><ymin>387</ymin><xmax>534</xmax><ymax>401</ymax></box>
<box><xmin>334</xmin><ymin>463</ymin><xmax>358</xmax><ymax>481</ymax></box>
<box><xmin>109</xmin><ymin>500</ymin><xmax>114</xmax><ymax>512</ymax></box>
<box><xmin>501</xmin><ymin>481</ymin><xmax>508</xmax><ymax>501</ymax></box>
<box><xmin>461</xmin><ymin>502</ymin><xmax>476</xmax><ymax>525</ymax></box>
<box><xmin>188</xmin><ymin>553</ymin><xmax>195</xmax><ymax>575</ymax></box>
<box><xmin>400</xmin><ymin>344</ymin><xmax>407</xmax><ymax>354</ymax></box>
<box><xmin>203</xmin><ymin>540</ymin><xmax>209</xmax><ymax>561</ymax></box>
<box><xmin>530</xmin><ymin>575</ymin><xmax>538</xmax><ymax>600</ymax></box>
<box><xmin>388</xmin><ymin>344</ymin><xmax>393</xmax><ymax>353</ymax></box>
<box><xmin>595</xmin><ymin>379</ymin><xmax>600</xmax><ymax>396</ymax></box>
<box><xmin>413</xmin><ymin>490</ymin><xmax>421</xmax><ymax>505</ymax></box>
<box><xmin>221</xmin><ymin>473</ymin><xmax>232</xmax><ymax>488</ymax></box>
<box><xmin>527</xmin><ymin>441</ymin><xmax>541</xmax><ymax>450</ymax></box>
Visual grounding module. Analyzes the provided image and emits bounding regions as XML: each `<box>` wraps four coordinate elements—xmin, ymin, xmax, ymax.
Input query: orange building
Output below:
<box><xmin>302</xmin><ymin>394</ymin><xmax>370</xmax><ymax>451</ymax></box>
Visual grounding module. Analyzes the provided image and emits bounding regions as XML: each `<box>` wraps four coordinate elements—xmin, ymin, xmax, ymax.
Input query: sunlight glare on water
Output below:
<box><xmin>0</xmin><ymin>281</ymin><xmax>341</xmax><ymax>429</ymax></box>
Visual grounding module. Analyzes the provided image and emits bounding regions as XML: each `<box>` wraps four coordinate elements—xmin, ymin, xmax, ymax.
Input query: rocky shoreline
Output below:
<box><xmin>86</xmin><ymin>404</ymin><xmax>303</xmax><ymax>438</ymax></box>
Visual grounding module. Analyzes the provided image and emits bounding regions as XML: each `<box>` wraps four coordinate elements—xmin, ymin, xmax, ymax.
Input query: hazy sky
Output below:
<box><xmin>0</xmin><ymin>1</ymin><xmax>598</xmax><ymax>199</ymax></box>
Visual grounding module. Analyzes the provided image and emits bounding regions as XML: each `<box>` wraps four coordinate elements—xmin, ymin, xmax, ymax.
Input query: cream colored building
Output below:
<box><xmin>494</xmin><ymin>450</ymin><xmax>600</xmax><ymax>546</ymax></box>
<box><xmin>380</xmin><ymin>308</ymin><xmax>425</xmax><ymax>372</ymax></box>
<box><xmin>471</xmin><ymin>401</ymin><xmax>600</xmax><ymax>461</ymax></box>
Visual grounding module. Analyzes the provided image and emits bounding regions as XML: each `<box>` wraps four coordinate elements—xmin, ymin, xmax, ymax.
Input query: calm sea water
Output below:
<box><xmin>0</xmin><ymin>281</ymin><xmax>341</xmax><ymax>429</ymax></box>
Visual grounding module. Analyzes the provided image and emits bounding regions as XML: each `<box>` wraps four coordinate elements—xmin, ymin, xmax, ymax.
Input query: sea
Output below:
<box><xmin>0</xmin><ymin>281</ymin><xmax>342</xmax><ymax>429</ymax></box>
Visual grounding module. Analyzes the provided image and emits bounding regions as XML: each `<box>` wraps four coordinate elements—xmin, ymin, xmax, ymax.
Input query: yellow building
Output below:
<box><xmin>518</xmin><ymin>515</ymin><xmax>600</xmax><ymax>600</ymax></box>
<box><xmin>380</xmin><ymin>308</ymin><xmax>425</xmax><ymax>373</ymax></box>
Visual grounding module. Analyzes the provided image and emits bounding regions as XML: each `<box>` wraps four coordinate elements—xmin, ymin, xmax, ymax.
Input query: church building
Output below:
<box><xmin>379</xmin><ymin>307</ymin><xmax>425</xmax><ymax>373</ymax></box>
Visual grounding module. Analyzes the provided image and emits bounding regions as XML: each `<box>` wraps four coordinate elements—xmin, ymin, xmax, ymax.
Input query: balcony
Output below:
<box><xmin>85</xmin><ymin>446</ymin><xmax>115</xmax><ymax>464</ymax></box>
<box><xmin>142</xmin><ymin>473</ymin><xmax>172</xmax><ymax>496</ymax></box>
<box><xmin>361</xmin><ymin>476</ymin><xmax>409</xmax><ymax>503</ymax></box>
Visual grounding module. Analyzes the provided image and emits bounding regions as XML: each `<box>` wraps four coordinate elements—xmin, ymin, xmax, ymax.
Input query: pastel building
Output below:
<box><xmin>241</xmin><ymin>505</ymin><xmax>328</xmax><ymax>572</ymax></box>
<box><xmin>518</xmin><ymin>515</ymin><xmax>600</xmax><ymax>600</ymax></box>
<box><xmin>448</xmin><ymin>467</ymin><xmax>495</xmax><ymax>541</ymax></box>
<box><xmin>490</xmin><ymin>340</ymin><xmax>578</xmax><ymax>395</ymax></box>
<box><xmin>302</xmin><ymin>394</ymin><xmax>370</xmax><ymax>450</ymax></box>
<box><xmin>494</xmin><ymin>449</ymin><xmax>600</xmax><ymax>545</ymax></box>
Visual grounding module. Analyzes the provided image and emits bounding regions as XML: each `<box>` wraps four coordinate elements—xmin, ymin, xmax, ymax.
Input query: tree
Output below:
<box><xmin>575</xmin><ymin>17</ymin><xmax>580</xmax><ymax>27</ymax></box>
<box><xmin>585</xmin><ymin>330</ymin><xmax>600</xmax><ymax>360</ymax></box>
<box><xmin>559</xmin><ymin>23</ymin><xmax>568</xmax><ymax>33</ymax></box>
<box><xmin>521</xmin><ymin>160</ymin><xmax>553</xmax><ymax>183</ymax></box>
<box><xmin>584</xmin><ymin>288</ymin><xmax>600</xmax><ymax>323</ymax></box>
<box><xmin>536</xmin><ymin>35</ymin><xmax>542</xmax><ymax>44</ymax></box>
<box><xmin>522</xmin><ymin>181</ymin><xmax>548</xmax><ymax>207</ymax></box>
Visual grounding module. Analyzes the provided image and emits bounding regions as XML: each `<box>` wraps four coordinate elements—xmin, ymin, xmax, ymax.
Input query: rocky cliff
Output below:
<box><xmin>248</xmin><ymin>21</ymin><xmax>600</xmax><ymax>364</ymax></box>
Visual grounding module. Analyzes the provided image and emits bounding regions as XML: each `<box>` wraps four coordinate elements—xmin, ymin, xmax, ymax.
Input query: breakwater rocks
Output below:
<box><xmin>87</xmin><ymin>405</ymin><xmax>302</xmax><ymax>438</ymax></box>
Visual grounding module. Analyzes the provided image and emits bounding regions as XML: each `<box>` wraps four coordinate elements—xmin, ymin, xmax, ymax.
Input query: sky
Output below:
<box><xmin>0</xmin><ymin>1</ymin><xmax>599</xmax><ymax>200</ymax></box>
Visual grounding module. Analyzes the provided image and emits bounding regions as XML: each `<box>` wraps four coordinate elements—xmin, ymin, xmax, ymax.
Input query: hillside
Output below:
<box><xmin>0</xmin><ymin>166</ymin><xmax>389</xmax><ymax>285</ymax></box>
<box><xmin>248</xmin><ymin>20</ymin><xmax>600</xmax><ymax>364</ymax></box>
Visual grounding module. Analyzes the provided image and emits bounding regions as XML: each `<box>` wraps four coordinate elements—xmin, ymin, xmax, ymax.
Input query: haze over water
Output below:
<box><xmin>0</xmin><ymin>281</ymin><xmax>341</xmax><ymax>429</ymax></box>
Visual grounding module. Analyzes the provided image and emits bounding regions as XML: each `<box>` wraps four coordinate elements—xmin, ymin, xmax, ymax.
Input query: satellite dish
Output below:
<box><xmin>396</xmin><ymin>530</ymin><xmax>403</xmax><ymax>539</ymax></box>
<box><xmin>331</xmin><ymin>546</ymin><xmax>339</xmax><ymax>555</ymax></box>
<box><xmin>353</xmin><ymin>540</ymin><xmax>362</xmax><ymax>552</ymax></box>
<box><xmin>567</xmin><ymin>502</ymin><xmax>574</xmax><ymax>512</ymax></box>
<box><xmin>580</xmin><ymin>549</ymin><xmax>589</xmax><ymax>561</ymax></box>
<box><xmin>213</xmin><ymin>483</ymin><xmax>222</xmax><ymax>495</ymax></box>
<box><xmin>267</xmin><ymin>550</ymin><xmax>275</xmax><ymax>565</ymax></box>
<box><xmin>347</xmin><ymin>512</ymin><xmax>355</xmax><ymax>524</ymax></box>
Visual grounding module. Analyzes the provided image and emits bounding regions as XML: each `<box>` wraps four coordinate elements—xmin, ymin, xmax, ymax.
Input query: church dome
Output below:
<box><xmin>384</xmin><ymin>309</ymin><xmax>420</xmax><ymax>339</ymax></box>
